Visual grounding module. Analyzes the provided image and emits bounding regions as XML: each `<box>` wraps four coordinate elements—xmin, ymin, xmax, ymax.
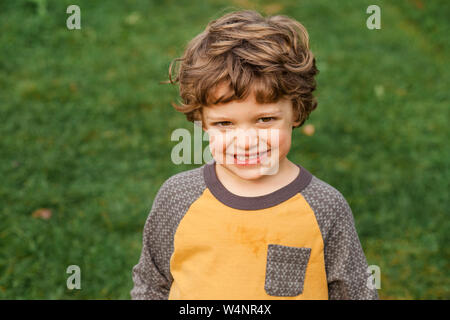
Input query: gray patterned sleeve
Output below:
<box><xmin>130</xmin><ymin>182</ymin><xmax>171</xmax><ymax>300</ymax></box>
<box><xmin>130</xmin><ymin>166</ymin><xmax>207</xmax><ymax>300</ymax></box>
<box><xmin>325</xmin><ymin>193</ymin><xmax>379</xmax><ymax>300</ymax></box>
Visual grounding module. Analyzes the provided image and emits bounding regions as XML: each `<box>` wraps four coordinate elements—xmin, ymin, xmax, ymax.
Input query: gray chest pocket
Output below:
<box><xmin>264</xmin><ymin>244</ymin><xmax>311</xmax><ymax>297</ymax></box>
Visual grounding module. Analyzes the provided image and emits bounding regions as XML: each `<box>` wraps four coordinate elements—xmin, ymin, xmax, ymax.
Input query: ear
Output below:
<box><xmin>292</xmin><ymin>119</ymin><xmax>301</xmax><ymax>128</ymax></box>
<box><xmin>292</xmin><ymin>110</ymin><xmax>301</xmax><ymax>128</ymax></box>
<box><xmin>201</xmin><ymin>119</ymin><xmax>208</xmax><ymax>131</ymax></box>
<box><xmin>194</xmin><ymin>108</ymin><xmax>207</xmax><ymax>131</ymax></box>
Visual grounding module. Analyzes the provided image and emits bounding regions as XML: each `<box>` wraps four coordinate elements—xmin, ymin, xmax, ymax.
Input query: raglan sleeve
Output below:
<box><xmin>324</xmin><ymin>193</ymin><xmax>379</xmax><ymax>300</ymax></box>
<box><xmin>130</xmin><ymin>181</ymin><xmax>172</xmax><ymax>300</ymax></box>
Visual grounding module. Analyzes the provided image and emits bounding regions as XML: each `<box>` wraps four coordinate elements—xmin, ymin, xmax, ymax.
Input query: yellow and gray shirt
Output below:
<box><xmin>131</xmin><ymin>160</ymin><xmax>378</xmax><ymax>300</ymax></box>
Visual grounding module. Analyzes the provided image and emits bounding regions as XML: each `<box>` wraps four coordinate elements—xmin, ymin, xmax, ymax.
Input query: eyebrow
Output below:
<box><xmin>206</xmin><ymin>111</ymin><xmax>283</xmax><ymax>121</ymax></box>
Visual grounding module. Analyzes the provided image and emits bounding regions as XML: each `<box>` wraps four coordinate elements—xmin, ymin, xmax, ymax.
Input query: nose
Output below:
<box><xmin>233</xmin><ymin>128</ymin><xmax>259</xmax><ymax>153</ymax></box>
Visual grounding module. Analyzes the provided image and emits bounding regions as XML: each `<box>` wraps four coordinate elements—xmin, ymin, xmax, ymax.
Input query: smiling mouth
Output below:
<box><xmin>227</xmin><ymin>149</ymin><xmax>271</xmax><ymax>165</ymax></box>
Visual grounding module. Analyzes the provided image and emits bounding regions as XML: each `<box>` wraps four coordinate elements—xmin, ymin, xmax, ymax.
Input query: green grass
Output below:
<box><xmin>0</xmin><ymin>0</ymin><xmax>448</xmax><ymax>299</ymax></box>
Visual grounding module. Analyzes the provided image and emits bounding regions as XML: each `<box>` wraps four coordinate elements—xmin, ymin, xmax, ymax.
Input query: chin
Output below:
<box><xmin>228</xmin><ymin>166</ymin><xmax>266</xmax><ymax>180</ymax></box>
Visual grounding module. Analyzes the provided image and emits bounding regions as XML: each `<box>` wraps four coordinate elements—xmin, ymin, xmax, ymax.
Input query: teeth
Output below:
<box><xmin>235</xmin><ymin>151</ymin><xmax>267</xmax><ymax>161</ymax></box>
<box><xmin>237</xmin><ymin>155</ymin><xmax>257</xmax><ymax>161</ymax></box>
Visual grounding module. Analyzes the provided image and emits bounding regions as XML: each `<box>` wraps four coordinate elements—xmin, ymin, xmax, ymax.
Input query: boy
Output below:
<box><xmin>131</xmin><ymin>10</ymin><xmax>378</xmax><ymax>300</ymax></box>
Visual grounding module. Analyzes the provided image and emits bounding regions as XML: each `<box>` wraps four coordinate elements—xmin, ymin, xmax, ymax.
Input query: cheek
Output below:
<box><xmin>270</xmin><ymin>129</ymin><xmax>292</xmax><ymax>156</ymax></box>
<box><xmin>208</xmin><ymin>131</ymin><xmax>232</xmax><ymax>155</ymax></box>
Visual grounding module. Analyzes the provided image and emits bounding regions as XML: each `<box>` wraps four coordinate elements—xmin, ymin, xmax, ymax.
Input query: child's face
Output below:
<box><xmin>202</xmin><ymin>85</ymin><xmax>300</xmax><ymax>180</ymax></box>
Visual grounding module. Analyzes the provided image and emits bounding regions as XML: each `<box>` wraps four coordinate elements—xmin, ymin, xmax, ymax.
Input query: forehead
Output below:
<box><xmin>203</xmin><ymin>84</ymin><xmax>291</xmax><ymax>118</ymax></box>
<box><xmin>204</xmin><ymin>100</ymin><xmax>283</xmax><ymax>118</ymax></box>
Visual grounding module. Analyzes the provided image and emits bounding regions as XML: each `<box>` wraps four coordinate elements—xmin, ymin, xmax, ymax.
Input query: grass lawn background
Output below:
<box><xmin>0</xmin><ymin>0</ymin><xmax>448</xmax><ymax>299</ymax></box>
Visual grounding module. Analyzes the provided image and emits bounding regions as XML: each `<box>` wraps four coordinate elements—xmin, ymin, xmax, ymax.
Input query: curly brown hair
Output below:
<box><xmin>164</xmin><ymin>9</ymin><xmax>319</xmax><ymax>128</ymax></box>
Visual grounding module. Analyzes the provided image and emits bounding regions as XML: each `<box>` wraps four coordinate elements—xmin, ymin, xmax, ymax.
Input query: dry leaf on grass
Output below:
<box><xmin>263</xmin><ymin>3</ymin><xmax>284</xmax><ymax>15</ymax></box>
<box><xmin>32</xmin><ymin>208</ymin><xmax>52</xmax><ymax>220</ymax></box>
<box><xmin>302</xmin><ymin>124</ymin><xmax>315</xmax><ymax>136</ymax></box>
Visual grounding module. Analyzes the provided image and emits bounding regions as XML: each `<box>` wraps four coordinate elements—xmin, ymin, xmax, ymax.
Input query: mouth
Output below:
<box><xmin>228</xmin><ymin>149</ymin><xmax>271</xmax><ymax>165</ymax></box>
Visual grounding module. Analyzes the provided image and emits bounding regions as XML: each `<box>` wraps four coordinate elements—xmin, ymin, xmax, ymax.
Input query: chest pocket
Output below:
<box><xmin>264</xmin><ymin>244</ymin><xmax>311</xmax><ymax>297</ymax></box>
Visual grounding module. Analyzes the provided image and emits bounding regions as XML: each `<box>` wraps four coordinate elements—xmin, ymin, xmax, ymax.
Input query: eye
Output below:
<box><xmin>213</xmin><ymin>121</ymin><xmax>232</xmax><ymax>127</ymax></box>
<box><xmin>258</xmin><ymin>117</ymin><xmax>275</xmax><ymax>123</ymax></box>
